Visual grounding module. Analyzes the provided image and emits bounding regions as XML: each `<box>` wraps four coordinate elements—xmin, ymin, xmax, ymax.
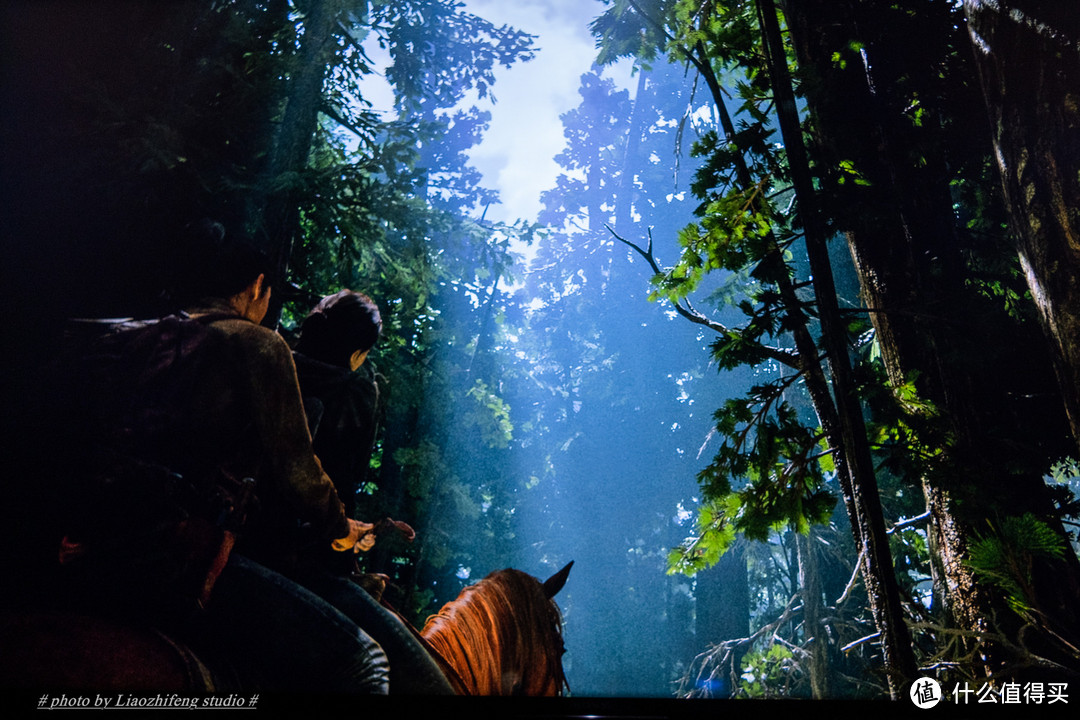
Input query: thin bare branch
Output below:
<box><xmin>606</xmin><ymin>224</ymin><xmax>800</xmax><ymax>369</ymax></box>
<box><xmin>836</xmin><ymin>545</ymin><xmax>866</xmax><ymax>605</ymax></box>
<box><xmin>841</xmin><ymin>631</ymin><xmax>882</xmax><ymax>654</ymax></box>
<box><xmin>888</xmin><ymin>511</ymin><xmax>931</xmax><ymax>534</ymax></box>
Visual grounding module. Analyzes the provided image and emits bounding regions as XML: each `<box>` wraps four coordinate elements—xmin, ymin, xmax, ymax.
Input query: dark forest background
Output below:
<box><xmin>3</xmin><ymin>0</ymin><xmax>1080</xmax><ymax>702</ymax></box>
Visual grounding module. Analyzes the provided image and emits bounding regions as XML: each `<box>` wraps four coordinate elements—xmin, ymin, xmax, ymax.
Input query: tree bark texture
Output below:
<box><xmin>964</xmin><ymin>0</ymin><xmax>1080</xmax><ymax>456</ymax></box>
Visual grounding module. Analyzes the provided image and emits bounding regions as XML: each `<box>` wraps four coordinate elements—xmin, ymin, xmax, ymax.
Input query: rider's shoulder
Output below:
<box><xmin>209</xmin><ymin>316</ymin><xmax>293</xmax><ymax>363</ymax></box>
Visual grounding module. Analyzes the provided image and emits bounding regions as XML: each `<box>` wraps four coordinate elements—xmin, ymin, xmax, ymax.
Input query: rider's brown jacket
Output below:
<box><xmin>184</xmin><ymin>303</ymin><xmax>350</xmax><ymax>565</ymax></box>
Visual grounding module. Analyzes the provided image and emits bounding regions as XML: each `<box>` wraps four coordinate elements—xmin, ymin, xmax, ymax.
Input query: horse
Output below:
<box><xmin>417</xmin><ymin>561</ymin><xmax>572</xmax><ymax>696</ymax></box>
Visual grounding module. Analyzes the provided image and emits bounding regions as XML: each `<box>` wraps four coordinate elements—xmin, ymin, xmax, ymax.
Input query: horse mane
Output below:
<box><xmin>419</xmin><ymin>569</ymin><xmax>567</xmax><ymax>696</ymax></box>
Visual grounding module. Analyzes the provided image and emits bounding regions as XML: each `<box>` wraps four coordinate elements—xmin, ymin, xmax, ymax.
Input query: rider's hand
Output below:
<box><xmin>331</xmin><ymin>518</ymin><xmax>376</xmax><ymax>553</ymax></box>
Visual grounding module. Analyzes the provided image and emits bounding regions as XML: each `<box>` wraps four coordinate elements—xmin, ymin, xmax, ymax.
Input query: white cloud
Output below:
<box><xmin>357</xmin><ymin>0</ymin><xmax>632</xmax><ymax>225</ymax></box>
<box><xmin>461</xmin><ymin>0</ymin><xmax>628</xmax><ymax>224</ymax></box>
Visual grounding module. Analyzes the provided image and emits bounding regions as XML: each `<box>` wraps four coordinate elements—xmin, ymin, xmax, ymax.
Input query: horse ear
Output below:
<box><xmin>542</xmin><ymin>561</ymin><xmax>573</xmax><ymax>599</ymax></box>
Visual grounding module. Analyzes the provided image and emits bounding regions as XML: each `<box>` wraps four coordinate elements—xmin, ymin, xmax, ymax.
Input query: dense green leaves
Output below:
<box><xmin>670</xmin><ymin>380</ymin><xmax>836</xmax><ymax>576</ymax></box>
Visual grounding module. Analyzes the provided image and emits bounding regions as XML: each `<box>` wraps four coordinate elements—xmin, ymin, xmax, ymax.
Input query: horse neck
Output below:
<box><xmin>420</xmin><ymin>583</ymin><xmax>514</xmax><ymax>695</ymax></box>
<box><xmin>420</xmin><ymin>571</ymin><xmax>562</xmax><ymax>696</ymax></box>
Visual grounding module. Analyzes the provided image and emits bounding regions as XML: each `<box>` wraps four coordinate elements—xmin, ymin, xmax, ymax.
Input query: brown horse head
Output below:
<box><xmin>420</xmin><ymin>562</ymin><xmax>572</xmax><ymax>696</ymax></box>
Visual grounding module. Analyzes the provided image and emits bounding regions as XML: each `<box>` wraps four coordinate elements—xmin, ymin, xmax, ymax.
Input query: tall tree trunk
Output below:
<box><xmin>784</xmin><ymin>0</ymin><xmax>1080</xmax><ymax>676</ymax></box>
<box><xmin>796</xmin><ymin>530</ymin><xmax>832</xmax><ymax>698</ymax></box>
<box><xmin>963</xmin><ymin>0</ymin><xmax>1080</xmax><ymax>456</ymax></box>
<box><xmin>783</xmin><ymin>0</ymin><xmax>993</xmax><ymax>647</ymax></box>
<box><xmin>757</xmin><ymin>0</ymin><xmax>917</xmax><ymax>696</ymax></box>
<box><xmin>632</xmin><ymin>1</ymin><xmax>921</xmax><ymax>694</ymax></box>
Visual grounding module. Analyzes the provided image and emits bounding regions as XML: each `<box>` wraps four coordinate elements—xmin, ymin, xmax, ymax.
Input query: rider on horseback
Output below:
<box><xmin>46</xmin><ymin>220</ymin><xmax>390</xmax><ymax>693</ymax></box>
<box><xmin>25</xmin><ymin>219</ymin><xmax>561</xmax><ymax>696</ymax></box>
<box><xmin>166</xmin><ymin>223</ymin><xmax>456</xmax><ymax>694</ymax></box>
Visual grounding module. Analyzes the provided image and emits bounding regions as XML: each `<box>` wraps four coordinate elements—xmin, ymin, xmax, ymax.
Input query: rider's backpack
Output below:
<box><xmin>54</xmin><ymin>313</ymin><xmax>258</xmax><ymax>618</ymax></box>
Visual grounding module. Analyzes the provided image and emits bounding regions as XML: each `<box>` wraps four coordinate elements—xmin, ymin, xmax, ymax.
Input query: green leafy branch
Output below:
<box><xmin>669</xmin><ymin>377</ymin><xmax>837</xmax><ymax>577</ymax></box>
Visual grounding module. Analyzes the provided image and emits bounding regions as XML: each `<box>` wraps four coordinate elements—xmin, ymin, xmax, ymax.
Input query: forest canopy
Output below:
<box><xmin>2</xmin><ymin>0</ymin><xmax>1080</xmax><ymax>703</ymax></box>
